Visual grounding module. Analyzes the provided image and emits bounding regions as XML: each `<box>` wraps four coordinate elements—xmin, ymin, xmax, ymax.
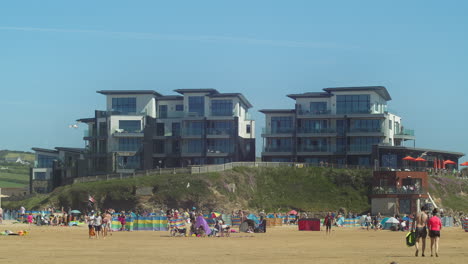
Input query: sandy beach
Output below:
<box><xmin>0</xmin><ymin>221</ymin><xmax>466</xmax><ymax>264</ymax></box>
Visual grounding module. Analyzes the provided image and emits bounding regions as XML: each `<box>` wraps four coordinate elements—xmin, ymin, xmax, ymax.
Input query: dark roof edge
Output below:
<box><xmin>76</xmin><ymin>118</ymin><xmax>95</xmax><ymax>123</ymax></box>
<box><xmin>259</xmin><ymin>109</ymin><xmax>295</xmax><ymax>114</ymax></box>
<box><xmin>55</xmin><ymin>147</ymin><xmax>86</xmax><ymax>153</ymax></box>
<box><xmin>377</xmin><ymin>145</ymin><xmax>465</xmax><ymax>157</ymax></box>
<box><xmin>174</xmin><ymin>89</ymin><xmax>219</xmax><ymax>95</ymax></box>
<box><xmin>31</xmin><ymin>148</ymin><xmax>59</xmax><ymax>154</ymax></box>
<box><xmin>97</xmin><ymin>90</ymin><xmax>162</xmax><ymax>97</ymax></box>
<box><xmin>323</xmin><ymin>86</ymin><xmax>392</xmax><ymax>101</ymax></box>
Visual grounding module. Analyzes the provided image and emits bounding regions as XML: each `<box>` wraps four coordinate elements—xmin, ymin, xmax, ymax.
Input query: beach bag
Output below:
<box><xmin>89</xmin><ymin>227</ymin><xmax>96</xmax><ymax>237</ymax></box>
<box><xmin>406</xmin><ymin>231</ymin><xmax>416</xmax><ymax>247</ymax></box>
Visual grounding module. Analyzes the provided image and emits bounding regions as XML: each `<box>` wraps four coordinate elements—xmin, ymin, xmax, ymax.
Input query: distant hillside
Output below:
<box><xmin>0</xmin><ymin>151</ymin><xmax>31</xmax><ymax>188</ymax></box>
<box><xmin>0</xmin><ymin>150</ymin><xmax>35</xmax><ymax>163</ymax></box>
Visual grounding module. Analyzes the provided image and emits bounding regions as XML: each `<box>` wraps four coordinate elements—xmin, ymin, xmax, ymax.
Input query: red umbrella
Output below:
<box><xmin>460</xmin><ymin>161</ymin><xmax>468</xmax><ymax>166</ymax></box>
<box><xmin>414</xmin><ymin>157</ymin><xmax>426</xmax><ymax>162</ymax></box>
<box><xmin>288</xmin><ymin>210</ymin><xmax>298</xmax><ymax>215</ymax></box>
<box><xmin>444</xmin><ymin>160</ymin><xmax>456</xmax><ymax>165</ymax></box>
<box><xmin>402</xmin><ymin>156</ymin><xmax>415</xmax><ymax>161</ymax></box>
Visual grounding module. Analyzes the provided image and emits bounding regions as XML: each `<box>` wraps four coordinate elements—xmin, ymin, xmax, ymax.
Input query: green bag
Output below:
<box><xmin>406</xmin><ymin>231</ymin><xmax>416</xmax><ymax>247</ymax></box>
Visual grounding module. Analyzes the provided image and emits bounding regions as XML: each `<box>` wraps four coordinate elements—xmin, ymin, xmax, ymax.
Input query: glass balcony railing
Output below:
<box><xmin>297</xmin><ymin>127</ymin><xmax>336</xmax><ymax>134</ymax></box>
<box><xmin>263</xmin><ymin>146</ymin><xmax>293</xmax><ymax>152</ymax></box>
<box><xmin>297</xmin><ymin>145</ymin><xmax>335</xmax><ymax>152</ymax></box>
<box><xmin>158</xmin><ymin>112</ymin><xmax>185</xmax><ymax>119</ymax></box>
<box><xmin>349</xmin><ymin>128</ymin><xmax>382</xmax><ymax>133</ymax></box>
<box><xmin>207</xmin><ymin>146</ymin><xmax>234</xmax><ymax>154</ymax></box>
<box><xmin>297</xmin><ymin>109</ymin><xmax>331</xmax><ymax>115</ymax></box>
<box><xmin>206</xmin><ymin>128</ymin><xmax>233</xmax><ymax>136</ymax></box>
<box><xmin>348</xmin><ymin>144</ymin><xmax>373</xmax><ymax>152</ymax></box>
<box><xmin>395</xmin><ymin>129</ymin><xmax>415</xmax><ymax>136</ymax></box>
<box><xmin>262</xmin><ymin>128</ymin><xmax>294</xmax><ymax>134</ymax></box>
<box><xmin>182</xmin><ymin>128</ymin><xmax>204</xmax><ymax>136</ymax></box>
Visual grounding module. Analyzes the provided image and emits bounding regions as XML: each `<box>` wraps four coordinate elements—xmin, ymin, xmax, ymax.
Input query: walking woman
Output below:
<box><xmin>427</xmin><ymin>208</ymin><xmax>442</xmax><ymax>257</ymax></box>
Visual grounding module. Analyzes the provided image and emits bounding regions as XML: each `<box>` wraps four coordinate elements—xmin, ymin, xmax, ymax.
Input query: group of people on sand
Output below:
<box><xmin>412</xmin><ymin>207</ymin><xmax>443</xmax><ymax>257</ymax></box>
<box><xmin>85</xmin><ymin>210</ymin><xmax>113</xmax><ymax>239</ymax></box>
<box><xmin>166</xmin><ymin>208</ymin><xmax>232</xmax><ymax>237</ymax></box>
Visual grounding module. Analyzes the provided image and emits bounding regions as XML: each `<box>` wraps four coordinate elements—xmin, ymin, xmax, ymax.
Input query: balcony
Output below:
<box><xmin>207</xmin><ymin>147</ymin><xmax>234</xmax><ymax>156</ymax></box>
<box><xmin>158</xmin><ymin>112</ymin><xmax>185</xmax><ymax>119</ymax></box>
<box><xmin>372</xmin><ymin>186</ymin><xmax>426</xmax><ymax>195</ymax></box>
<box><xmin>394</xmin><ymin>129</ymin><xmax>415</xmax><ymax>140</ymax></box>
<box><xmin>206</xmin><ymin>128</ymin><xmax>233</xmax><ymax>138</ymax></box>
<box><xmin>297</xmin><ymin>145</ymin><xmax>336</xmax><ymax>154</ymax></box>
<box><xmin>262</xmin><ymin>146</ymin><xmax>293</xmax><ymax>155</ymax></box>
<box><xmin>297</xmin><ymin>109</ymin><xmax>332</xmax><ymax>116</ymax></box>
<box><xmin>261</xmin><ymin>128</ymin><xmax>294</xmax><ymax>137</ymax></box>
<box><xmin>182</xmin><ymin>128</ymin><xmax>204</xmax><ymax>138</ymax></box>
<box><xmin>112</xmin><ymin>129</ymin><xmax>144</xmax><ymax>138</ymax></box>
<box><xmin>348</xmin><ymin>127</ymin><xmax>384</xmax><ymax>137</ymax></box>
<box><xmin>348</xmin><ymin>144</ymin><xmax>373</xmax><ymax>154</ymax></box>
<box><xmin>297</xmin><ymin>127</ymin><xmax>337</xmax><ymax>136</ymax></box>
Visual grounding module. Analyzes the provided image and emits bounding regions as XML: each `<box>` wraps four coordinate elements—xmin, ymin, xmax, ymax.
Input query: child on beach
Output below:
<box><xmin>27</xmin><ymin>213</ymin><xmax>33</xmax><ymax>225</ymax></box>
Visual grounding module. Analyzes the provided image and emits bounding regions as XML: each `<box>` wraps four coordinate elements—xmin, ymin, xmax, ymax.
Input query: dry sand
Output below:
<box><xmin>0</xmin><ymin>221</ymin><xmax>467</xmax><ymax>264</ymax></box>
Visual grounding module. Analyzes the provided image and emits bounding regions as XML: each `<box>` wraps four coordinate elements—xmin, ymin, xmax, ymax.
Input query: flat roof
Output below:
<box><xmin>210</xmin><ymin>93</ymin><xmax>253</xmax><ymax>108</ymax></box>
<box><xmin>287</xmin><ymin>92</ymin><xmax>332</xmax><ymax>100</ymax></box>
<box><xmin>97</xmin><ymin>90</ymin><xmax>162</xmax><ymax>97</ymax></box>
<box><xmin>31</xmin><ymin>148</ymin><xmax>58</xmax><ymax>154</ymax></box>
<box><xmin>377</xmin><ymin>145</ymin><xmax>465</xmax><ymax>157</ymax></box>
<box><xmin>259</xmin><ymin>109</ymin><xmax>295</xmax><ymax>114</ymax></box>
<box><xmin>174</xmin><ymin>88</ymin><xmax>219</xmax><ymax>95</ymax></box>
<box><xmin>322</xmin><ymin>86</ymin><xmax>392</xmax><ymax>101</ymax></box>
<box><xmin>55</xmin><ymin>147</ymin><xmax>86</xmax><ymax>153</ymax></box>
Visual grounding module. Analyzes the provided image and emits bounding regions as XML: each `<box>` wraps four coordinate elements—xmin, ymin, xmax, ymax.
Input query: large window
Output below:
<box><xmin>211</xmin><ymin>100</ymin><xmax>233</xmax><ymax>116</ymax></box>
<box><xmin>336</xmin><ymin>95</ymin><xmax>370</xmax><ymax>114</ymax></box>
<box><xmin>112</xmin><ymin>97</ymin><xmax>136</xmax><ymax>114</ymax></box>
<box><xmin>350</xmin><ymin>137</ymin><xmax>381</xmax><ymax>152</ymax></box>
<box><xmin>297</xmin><ymin>138</ymin><xmax>328</xmax><ymax>152</ymax></box>
<box><xmin>118</xmin><ymin>138</ymin><xmax>142</xmax><ymax>151</ymax></box>
<box><xmin>34</xmin><ymin>172</ymin><xmax>47</xmax><ymax>180</ymax></box>
<box><xmin>207</xmin><ymin>139</ymin><xmax>233</xmax><ymax>153</ymax></box>
<box><xmin>37</xmin><ymin>154</ymin><xmax>56</xmax><ymax>168</ymax></box>
<box><xmin>310</xmin><ymin>102</ymin><xmax>328</xmax><ymax>114</ymax></box>
<box><xmin>208</xmin><ymin>121</ymin><xmax>232</xmax><ymax>135</ymax></box>
<box><xmin>188</xmin><ymin>96</ymin><xmax>205</xmax><ymax>116</ymax></box>
<box><xmin>175</xmin><ymin>104</ymin><xmax>184</xmax><ymax>111</ymax></box>
<box><xmin>117</xmin><ymin>155</ymin><xmax>140</xmax><ymax>169</ymax></box>
<box><xmin>186</xmin><ymin>140</ymin><xmax>204</xmax><ymax>153</ymax></box>
<box><xmin>351</xmin><ymin>119</ymin><xmax>381</xmax><ymax>132</ymax></box>
<box><xmin>185</xmin><ymin>121</ymin><xmax>204</xmax><ymax>135</ymax></box>
<box><xmin>172</xmin><ymin>122</ymin><xmax>181</xmax><ymax>136</ymax></box>
<box><xmin>266</xmin><ymin>138</ymin><xmax>292</xmax><ymax>152</ymax></box>
<box><xmin>153</xmin><ymin>140</ymin><xmax>165</xmax><ymax>153</ymax></box>
<box><xmin>271</xmin><ymin>116</ymin><xmax>293</xmax><ymax>133</ymax></box>
<box><xmin>299</xmin><ymin>120</ymin><xmax>328</xmax><ymax>133</ymax></box>
<box><xmin>119</xmin><ymin>120</ymin><xmax>141</xmax><ymax>132</ymax></box>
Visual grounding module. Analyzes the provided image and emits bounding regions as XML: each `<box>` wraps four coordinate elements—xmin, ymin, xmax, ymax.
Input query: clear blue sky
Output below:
<box><xmin>1</xmin><ymin>0</ymin><xmax>467</xmax><ymax>162</ymax></box>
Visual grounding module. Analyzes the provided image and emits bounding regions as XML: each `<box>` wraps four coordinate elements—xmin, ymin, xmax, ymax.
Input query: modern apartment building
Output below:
<box><xmin>31</xmin><ymin>147</ymin><xmax>87</xmax><ymax>193</ymax></box>
<box><xmin>260</xmin><ymin>86</ymin><xmax>416</xmax><ymax>166</ymax></box>
<box><xmin>78</xmin><ymin>89</ymin><xmax>255</xmax><ymax>174</ymax></box>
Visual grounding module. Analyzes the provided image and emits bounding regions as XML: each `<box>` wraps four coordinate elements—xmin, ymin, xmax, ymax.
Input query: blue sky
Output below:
<box><xmin>0</xmin><ymin>0</ymin><xmax>467</xmax><ymax>162</ymax></box>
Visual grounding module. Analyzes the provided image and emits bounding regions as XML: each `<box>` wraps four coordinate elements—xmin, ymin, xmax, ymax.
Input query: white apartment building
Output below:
<box><xmin>78</xmin><ymin>89</ymin><xmax>255</xmax><ymax>174</ymax></box>
<box><xmin>260</xmin><ymin>86</ymin><xmax>415</xmax><ymax>166</ymax></box>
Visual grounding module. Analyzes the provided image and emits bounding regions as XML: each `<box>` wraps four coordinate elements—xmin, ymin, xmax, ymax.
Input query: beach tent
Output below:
<box><xmin>195</xmin><ymin>215</ymin><xmax>211</xmax><ymax>235</ymax></box>
<box><xmin>239</xmin><ymin>219</ymin><xmax>256</xmax><ymax>232</ymax></box>
<box><xmin>383</xmin><ymin>217</ymin><xmax>400</xmax><ymax>230</ymax></box>
<box><xmin>441</xmin><ymin>216</ymin><xmax>453</xmax><ymax>227</ymax></box>
<box><xmin>247</xmin><ymin>214</ymin><xmax>260</xmax><ymax>225</ymax></box>
<box><xmin>463</xmin><ymin>218</ymin><xmax>468</xmax><ymax>232</ymax></box>
<box><xmin>336</xmin><ymin>216</ymin><xmax>345</xmax><ymax>227</ymax></box>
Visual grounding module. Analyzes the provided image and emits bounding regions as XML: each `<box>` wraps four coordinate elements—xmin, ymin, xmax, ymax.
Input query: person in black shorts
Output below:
<box><xmin>324</xmin><ymin>212</ymin><xmax>333</xmax><ymax>235</ymax></box>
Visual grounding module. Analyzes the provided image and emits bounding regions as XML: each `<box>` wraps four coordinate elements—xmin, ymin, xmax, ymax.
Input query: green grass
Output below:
<box><xmin>0</xmin><ymin>180</ymin><xmax>25</xmax><ymax>188</ymax></box>
<box><xmin>0</xmin><ymin>172</ymin><xmax>29</xmax><ymax>185</ymax></box>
